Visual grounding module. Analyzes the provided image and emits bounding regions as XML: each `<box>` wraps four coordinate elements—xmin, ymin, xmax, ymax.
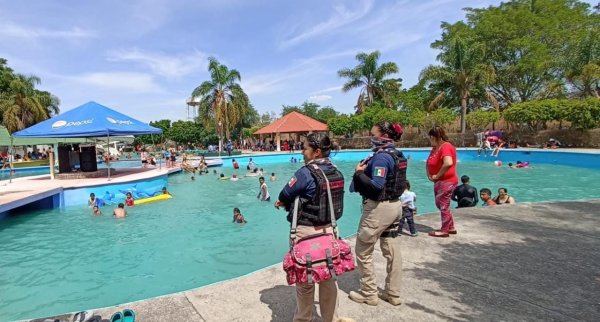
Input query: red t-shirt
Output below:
<box><xmin>426</xmin><ymin>142</ymin><xmax>458</xmax><ymax>184</ymax></box>
<box><xmin>233</xmin><ymin>161</ymin><xmax>239</xmax><ymax>169</ymax></box>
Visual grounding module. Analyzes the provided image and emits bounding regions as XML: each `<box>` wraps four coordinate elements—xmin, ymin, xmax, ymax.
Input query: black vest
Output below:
<box><xmin>288</xmin><ymin>163</ymin><xmax>345</xmax><ymax>226</ymax></box>
<box><xmin>376</xmin><ymin>149</ymin><xmax>408</xmax><ymax>201</ymax></box>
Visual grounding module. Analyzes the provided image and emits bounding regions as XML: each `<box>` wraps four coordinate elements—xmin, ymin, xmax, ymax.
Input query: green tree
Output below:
<box><xmin>0</xmin><ymin>75</ymin><xmax>51</xmax><ymax>133</ymax></box>
<box><xmin>466</xmin><ymin>0</ymin><xmax>592</xmax><ymax>103</ymax></box>
<box><xmin>281</xmin><ymin>105</ymin><xmax>303</xmax><ymax>116</ymax></box>
<box><xmin>328</xmin><ymin>115</ymin><xmax>358</xmax><ymax>136</ymax></box>
<box><xmin>337</xmin><ymin>51</ymin><xmax>400</xmax><ymax>113</ymax></box>
<box><xmin>135</xmin><ymin>119</ymin><xmax>171</xmax><ymax>145</ymax></box>
<box><xmin>259</xmin><ymin>111</ymin><xmax>277</xmax><ymax>125</ymax></box>
<box><xmin>315</xmin><ymin>106</ymin><xmax>339</xmax><ymax>123</ymax></box>
<box><xmin>420</xmin><ymin>21</ymin><xmax>496</xmax><ymax>133</ymax></box>
<box><xmin>191</xmin><ymin>57</ymin><xmax>249</xmax><ymax>142</ymax></box>
<box><xmin>422</xmin><ymin>108</ymin><xmax>458</xmax><ymax>130</ymax></box>
<box><xmin>0</xmin><ymin>58</ymin><xmax>15</xmax><ymax>94</ymax></box>
<box><xmin>466</xmin><ymin>110</ymin><xmax>501</xmax><ymax>131</ymax></box>
<box><xmin>563</xmin><ymin>28</ymin><xmax>600</xmax><ymax>98</ymax></box>
<box><xmin>166</xmin><ymin>121</ymin><xmax>205</xmax><ymax>146</ymax></box>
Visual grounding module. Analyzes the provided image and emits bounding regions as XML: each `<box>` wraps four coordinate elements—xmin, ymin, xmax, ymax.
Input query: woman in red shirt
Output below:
<box><xmin>426</xmin><ymin>126</ymin><xmax>458</xmax><ymax>237</ymax></box>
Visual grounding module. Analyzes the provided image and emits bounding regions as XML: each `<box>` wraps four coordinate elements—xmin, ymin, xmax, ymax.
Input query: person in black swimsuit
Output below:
<box><xmin>451</xmin><ymin>175</ymin><xmax>478</xmax><ymax>208</ymax></box>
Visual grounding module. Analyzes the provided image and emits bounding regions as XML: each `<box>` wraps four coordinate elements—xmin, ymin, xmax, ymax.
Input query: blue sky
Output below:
<box><xmin>1</xmin><ymin>0</ymin><xmax>592</xmax><ymax>123</ymax></box>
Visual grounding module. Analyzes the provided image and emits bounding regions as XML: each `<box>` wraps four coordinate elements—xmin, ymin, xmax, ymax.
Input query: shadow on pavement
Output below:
<box><xmin>259</xmin><ymin>284</ymin><xmax>297</xmax><ymax>322</ymax></box>
<box><xmin>406</xmin><ymin>202</ymin><xmax>600</xmax><ymax>321</ymax></box>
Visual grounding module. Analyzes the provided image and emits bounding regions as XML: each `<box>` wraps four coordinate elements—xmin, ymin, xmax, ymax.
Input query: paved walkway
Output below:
<box><xmin>31</xmin><ymin>200</ymin><xmax>600</xmax><ymax>322</ymax></box>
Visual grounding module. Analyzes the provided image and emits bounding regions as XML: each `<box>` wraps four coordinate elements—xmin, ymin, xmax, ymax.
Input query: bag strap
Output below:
<box><xmin>289</xmin><ymin>164</ymin><xmax>341</xmax><ymax>244</ymax></box>
<box><xmin>289</xmin><ymin>196</ymin><xmax>300</xmax><ymax>246</ymax></box>
<box><xmin>316</xmin><ymin>166</ymin><xmax>340</xmax><ymax>239</ymax></box>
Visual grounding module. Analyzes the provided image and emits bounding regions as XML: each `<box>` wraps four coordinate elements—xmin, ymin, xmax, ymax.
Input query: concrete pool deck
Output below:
<box><xmin>31</xmin><ymin>199</ymin><xmax>600</xmax><ymax>322</ymax></box>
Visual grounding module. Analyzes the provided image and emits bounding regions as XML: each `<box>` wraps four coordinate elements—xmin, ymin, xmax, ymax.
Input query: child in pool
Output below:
<box><xmin>125</xmin><ymin>192</ymin><xmax>134</xmax><ymax>207</ymax></box>
<box><xmin>232</xmin><ymin>207</ymin><xmax>247</xmax><ymax>224</ymax></box>
<box><xmin>88</xmin><ymin>193</ymin><xmax>97</xmax><ymax>207</ymax></box>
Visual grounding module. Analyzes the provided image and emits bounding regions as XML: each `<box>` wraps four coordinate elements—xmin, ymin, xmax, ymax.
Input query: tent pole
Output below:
<box><xmin>107</xmin><ymin>133</ymin><xmax>111</xmax><ymax>181</ymax></box>
<box><xmin>9</xmin><ymin>137</ymin><xmax>14</xmax><ymax>183</ymax></box>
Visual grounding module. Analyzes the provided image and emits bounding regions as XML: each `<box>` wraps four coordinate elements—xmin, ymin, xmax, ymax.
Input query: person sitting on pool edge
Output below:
<box><xmin>232</xmin><ymin>207</ymin><xmax>247</xmax><ymax>224</ymax></box>
<box><xmin>479</xmin><ymin>188</ymin><xmax>496</xmax><ymax>206</ymax></box>
<box><xmin>113</xmin><ymin>203</ymin><xmax>127</xmax><ymax>218</ymax></box>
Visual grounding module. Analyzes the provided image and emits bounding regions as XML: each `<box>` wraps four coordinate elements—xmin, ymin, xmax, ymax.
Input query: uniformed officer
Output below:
<box><xmin>275</xmin><ymin>133</ymin><xmax>345</xmax><ymax>322</ymax></box>
<box><xmin>349</xmin><ymin>121</ymin><xmax>407</xmax><ymax>306</ymax></box>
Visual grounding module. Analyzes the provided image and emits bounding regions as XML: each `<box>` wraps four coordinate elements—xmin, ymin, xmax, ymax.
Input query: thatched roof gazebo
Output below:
<box><xmin>254</xmin><ymin>112</ymin><xmax>328</xmax><ymax>151</ymax></box>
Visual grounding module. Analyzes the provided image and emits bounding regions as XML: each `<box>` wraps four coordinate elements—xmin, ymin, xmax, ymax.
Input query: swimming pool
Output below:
<box><xmin>1</xmin><ymin>149</ymin><xmax>599</xmax><ymax>320</ymax></box>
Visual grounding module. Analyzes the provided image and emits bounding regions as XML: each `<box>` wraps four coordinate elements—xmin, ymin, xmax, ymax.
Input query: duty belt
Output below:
<box><xmin>380</xmin><ymin>223</ymin><xmax>400</xmax><ymax>238</ymax></box>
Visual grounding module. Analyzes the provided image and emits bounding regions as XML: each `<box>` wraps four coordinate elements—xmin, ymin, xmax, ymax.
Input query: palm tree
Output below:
<box><xmin>563</xmin><ymin>31</ymin><xmax>600</xmax><ymax>98</ymax></box>
<box><xmin>420</xmin><ymin>36</ymin><xmax>495</xmax><ymax>133</ymax></box>
<box><xmin>0</xmin><ymin>74</ymin><xmax>53</xmax><ymax>133</ymax></box>
<box><xmin>37</xmin><ymin>90</ymin><xmax>61</xmax><ymax>117</ymax></box>
<box><xmin>191</xmin><ymin>57</ymin><xmax>248</xmax><ymax>149</ymax></box>
<box><xmin>338</xmin><ymin>51</ymin><xmax>399</xmax><ymax>113</ymax></box>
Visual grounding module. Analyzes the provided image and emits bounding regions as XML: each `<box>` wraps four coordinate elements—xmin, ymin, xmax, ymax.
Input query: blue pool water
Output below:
<box><xmin>0</xmin><ymin>149</ymin><xmax>599</xmax><ymax>320</ymax></box>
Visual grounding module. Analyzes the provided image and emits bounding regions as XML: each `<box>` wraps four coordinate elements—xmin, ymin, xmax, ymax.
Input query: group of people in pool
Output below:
<box><xmin>87</xmin><ymin>187</ymin><xmax>171</xmax><ymax>218</ymax></box>
<box><xmin>452</xmin><ymin>175</ymin><xmax>517</xmax><ymax>208</ymax></box>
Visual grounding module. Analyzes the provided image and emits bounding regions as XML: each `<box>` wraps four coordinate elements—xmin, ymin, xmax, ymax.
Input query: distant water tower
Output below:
<box><xmin>186</xmin><ymin>97</ymin><xmax>200</xmax><ymax>122</ymax></box>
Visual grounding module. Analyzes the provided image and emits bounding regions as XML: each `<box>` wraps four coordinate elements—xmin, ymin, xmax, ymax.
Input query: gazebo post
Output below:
<box><xmin>276</xmin><ymin>132</ymin><xmax>281</xmax><ymax>152</ymax></box>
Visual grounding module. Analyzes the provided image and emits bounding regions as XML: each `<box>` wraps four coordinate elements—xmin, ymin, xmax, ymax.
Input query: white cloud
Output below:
<box><xmin>308</xmin><ymin>95</ymin><xmax>332</xmax><ymax>102</ymax></box>
<box><xmin>309</xmin><ymin>86</ymin><xmax>343</xmax><ymax>95</ymax></box>
<box><xmin>279</xmin><ymin>0</ymin><xmax>374</xmax><ymax>49</ymax></box>
<box><xmin>72</xmin><ymin>72</ymin><xmax>163</xmax><ymax>93</ymax></box>
<box><xmin>0</xmin><ymin>22</ymin><xmax>95</xmax><ymax>39</ymax></box>
<box><xmin>106</xmin><ymin>49</ymin><xmax>208</xmax><ymax>79</ymax></box>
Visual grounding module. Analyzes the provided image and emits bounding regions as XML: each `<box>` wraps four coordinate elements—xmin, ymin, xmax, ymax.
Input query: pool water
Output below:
<box><xmin>1</xmin><ymin>153</ymin><xmax>600</xmax><ymax>320</ymax></box>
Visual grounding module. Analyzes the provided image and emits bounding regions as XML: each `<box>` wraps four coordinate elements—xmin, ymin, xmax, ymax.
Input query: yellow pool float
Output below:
<box><xmin>134</xmin><ymin>194</ymin><xmax>173</xmax><ymax>205</ymax></box>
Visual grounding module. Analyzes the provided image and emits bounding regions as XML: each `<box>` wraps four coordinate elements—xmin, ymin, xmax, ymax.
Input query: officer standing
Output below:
<box><xmin>349</xmin><ymin>121</ymin><xmax>407</xmax><ymax>306</ymax></box>
<box><xmin>275</xmin><ymin>133</ymin><xmax>345</xmax><ymax>322</ymax></box>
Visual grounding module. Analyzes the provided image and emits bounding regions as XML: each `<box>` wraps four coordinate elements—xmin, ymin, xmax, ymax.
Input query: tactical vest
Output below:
<box><xmin>292</xmin><ymin>163</ymin><xmax>345</xmax><ymax>226</ymax></box>
<box><xmin>376</xmin><ymin>149</ymin><xmax>408</xmax><ymax>201</ymax></box>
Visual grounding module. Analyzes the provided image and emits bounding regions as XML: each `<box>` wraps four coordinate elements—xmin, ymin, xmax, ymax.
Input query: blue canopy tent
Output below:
<box><xmin>12</xmin><ymin>101</ymin><xmax>163</xmax><ymax>180</ymax></box>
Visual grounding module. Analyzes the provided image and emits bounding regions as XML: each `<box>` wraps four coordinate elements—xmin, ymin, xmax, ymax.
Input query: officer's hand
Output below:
<box><xmin>355</xmin><ymin>161</ymin><xmax>367</xmax><ymax>172</ymax></box>
<box><xmin>274</xmin><ymin>199</ymin><xmax>284</xmax><ymax>209</ymax></box>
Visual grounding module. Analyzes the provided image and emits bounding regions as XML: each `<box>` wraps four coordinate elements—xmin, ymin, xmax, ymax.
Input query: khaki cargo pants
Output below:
<box><xmin>355</xmin><ymin>199</ymin><xmax>403</xmax><ymax>297</ymax></box>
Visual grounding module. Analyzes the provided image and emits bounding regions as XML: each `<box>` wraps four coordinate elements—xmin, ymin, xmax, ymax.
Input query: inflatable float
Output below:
<box><xmin>134</xmin><ymin>194</ymin><xmax>172</xmax><ymax>205</ymax></box>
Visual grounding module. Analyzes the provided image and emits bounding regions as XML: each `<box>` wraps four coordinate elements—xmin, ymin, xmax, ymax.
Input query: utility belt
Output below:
<box><xmin>380</xmin><ymin>223</ymin><xmax>400</xmax><ymax>238</ymax></box>
<box><xmin>362</xmin><ymin>196</ymin><xmax>400</xmax><ymax>203</ymax></box>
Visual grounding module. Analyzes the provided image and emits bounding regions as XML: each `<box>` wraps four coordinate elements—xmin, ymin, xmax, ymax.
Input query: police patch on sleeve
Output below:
<box><xmin>373</xmin><ymin>167</ymin><xmax>386</xmax><ymax>177</ymax></box>
<box><xmin>288</xmin><ymin>176</ymin><xmax>297</xmax><ymax>187</ymax></box>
